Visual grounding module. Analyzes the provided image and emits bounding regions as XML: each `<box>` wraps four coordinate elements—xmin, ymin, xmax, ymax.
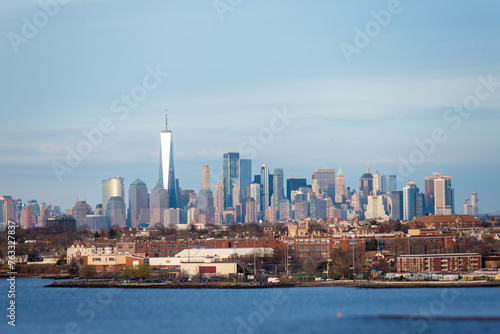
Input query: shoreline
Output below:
<box><xmin>45</xmin><ymin>280</ymin><xmax>500</xmax><ymax>289</ymax></box>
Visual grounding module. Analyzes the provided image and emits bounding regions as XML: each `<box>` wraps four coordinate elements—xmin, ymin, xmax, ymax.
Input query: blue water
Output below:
<box><xmin>1</xmin><ymin>278</ymin><xmax>499</xmax><ymax>334</ymax></box>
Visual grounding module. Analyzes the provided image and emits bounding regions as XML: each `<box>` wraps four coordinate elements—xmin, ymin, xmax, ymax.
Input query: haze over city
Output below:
<box><xmin>1</xmin><ymin>0</ymin><xmax>499</xmax><ymax>213</ymax></box>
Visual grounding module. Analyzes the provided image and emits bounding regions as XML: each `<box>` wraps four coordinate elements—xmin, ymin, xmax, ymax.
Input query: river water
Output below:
<box><xmin>1</xmin><ymin>278</ymin><xmax>499</xmax><ymax>334</ymax></box>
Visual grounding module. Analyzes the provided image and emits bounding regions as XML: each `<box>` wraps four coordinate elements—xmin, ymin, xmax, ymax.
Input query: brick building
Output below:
<box><xmin>397</xmin><ymin>253</ymin><xmax>481</xmax><ymax>273</ymax></box>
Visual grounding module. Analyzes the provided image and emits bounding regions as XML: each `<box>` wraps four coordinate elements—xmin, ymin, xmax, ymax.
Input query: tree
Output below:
<box><xmin>329</xmin><ymin>249</ymin><xmax>352</xmax><ymax>278</ymax></box>
<box><xmin>79</xmin><ymin>265</ymin><xmax>97</xmax><ymax>279</ymax></box>
<box><xmin>135</xmin><ymin>263</ymin><xmax>153</xmax><ymax>280</ymax></box>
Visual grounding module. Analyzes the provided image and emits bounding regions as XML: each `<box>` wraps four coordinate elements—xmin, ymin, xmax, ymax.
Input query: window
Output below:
<box><xmin>207</xmin><ymin>242</ymin><xmax>212</xmax><ymax>246</ymax></box>
<box><xmin>316</xmin><ymin>245</ymin><xmax>321</xmax><ymax>251</ymax></box>
<box><xmin>200</xmin><ymin>243</ymin><xmax>205</xmax><ymax>247</ymax></box>
<box><xmin>138</xmin><ymin>245</ymin><xmax>144</xmax><ymax>249</ymax></box>
<box><xmin>118</xmin><ymin>245</ymin><xmax>123</xmax><ymax>249</ymax></box>
<box><xmin>173</xmin><ymin>243</ymin><xmax>178</xmax><ymax>247</ymax></box>
<box><xmin>109</xmin><ymin>258</ymin><xmax>114</xmax><ymax>261</ymax></box>
<box><xmin>166</xmin><ymin>244</ymin><xmax>171</xmax><ymax>247</ymax></box>
<box><xmin>152</xmin><ymin>244</ymin><xmax>157</xmax><ymax>248</ymax></box>
<box><xmin>299</xmin><ymin>246</ymin><xmax>303</xmax><ymax>251</ymax></box>
<box><xmin>335</xmin><ymin>240</ymin><xmax>340</xmax><ymax>245</ymax></box>
<box><xmin>93</xmin><ymin>258</ymin><xmax>101</xmax><ymax>262</ymax></box>
<box><xmin>166</xmin><ymin>250</ymin><xmax>171</xmax><ymax>254</ymax></box>
<box><xmin>128</xmin><ymin>245</ymin><xmax>133</xmax><ymax>249</ymax></box>
<box><xmin>180</xmin><ymin>243</ymin><xmax>185</xmax><ymax>247</ymax></box>
<box><xmin>158</xmin><ymin>244</ymin><xmax>164</xmax><ymax>248</ymax></box>
<box><xmin>305</xmin><ymin>246</ymin><xmax>309</xmax><ymax>251</ymax></box>
<box><xmin>322</xmin><ymin>245</ymin><xmax>326</xmax><ymax>251</ymax></box>
<box><xmin>173</xmin><ymin>250</ymin><xmax>178</xmax><ymax>254</ymax></box>
<box><xmin>159</xmin><ymin>250</ymin><xmax>164</xmax><ymax>254</ymax></box>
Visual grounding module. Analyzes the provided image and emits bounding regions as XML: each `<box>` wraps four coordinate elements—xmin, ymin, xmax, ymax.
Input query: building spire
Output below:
<box><xmin>165</xmin><ymin>104</ymin><xmax>168</xmax><ymax>131</ymax></box>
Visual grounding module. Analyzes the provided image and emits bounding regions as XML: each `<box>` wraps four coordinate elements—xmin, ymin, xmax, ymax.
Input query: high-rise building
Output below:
<box><xmin>424</xmin><ymin>173</ymin><xmax>454</xmax><ymax>215</ymax></box>
<box><xmin>150</xmin><ymin>183</ymin><xmax>169</xmax><ymax>226</ymax></box>
<box><xmin>106</xmin><ymin>196</ymin><xmax>126</xmax><ymax>228</ymax></box>
<box><xmin>20</xmin><ymin>205</ymin><xmax>34</xmax><ymax>229</ymax></box>
<box><xmin>365</xmin><ymin>194</ymin><xmax>388</xmax><ymax>219</ymax></box>
<box><xmin>272</xmin><ymin>168</ymin><xmax>284</xmax><ymax>211</ymax></box>
<box><xmin>286</xmin><ymin>177</ymin><xmax>307</xmax><ymax>202</ymax></box>
<box><xmin>312</xmin><ymin>168</ymin><xmax>336</xmax><ymax>199</ymax></box>
<box><xmin>214</xmin><ymin>181</ymin><xmax>224</xmax><ymax>213</ymax></box>
<box><xmin>260</xmin><ymin>164</ymin><xmax>270</xmax><ymax>212</ymax></box>
<box><xmin>164</xmin><ymin>208</ymin><xmax>181</xmax><ymax>226</ymax></box>
<box><xmin>73</xmin><ymin>201</ymin><xmax>92</xmax><ymax>226</ymax></box>
<box><xmin>279</xmin><ymin>199</ymin><xmax>292</xmax><ymax>221</ymax></box>
<box><xmin>249</xmin><ymin>183</ymin><xmax>261</xmax><ymax>212</ymax></box>
<box><xmin>309</xmin><ymin>194</ymin><xmax>318</xmax><ymax>219</ymax></box>
<box><xmin>201</xmin><ymin>165</ymin><xmax>211</xmax><ymax>190</ymax></box>
<box><xmin>239</xmin><ymin>159</ymin><xmax>252</xmax><ymax>198</ymax></box>
<box><xmin>471</xmin><ymin>192</ymin><xmax>479</xmax><ymax>216</ymax></box>
<box><xmin>335</xmin><ymin>166</ymin><xmax>348</xmax><ymax>203</ymax></box>
<box><xmin>359</xmin><ymin>168</ymin><xmax>374</xmax><ymax>198</ymax></box>
<box><xmin>245</xmin><ymin>198</ymin><xmax>258</xmax><ymax>223</ymax></box>
<box><xmin>128</xmin><ymin>179</ymin><xmax>149</xmax><ymax>228</ymax></box>
<box><xmin>102</xmin><ymin>176</ymin><xmax>124</xmax><ymax>215</ymax></box>
<box><xmin>464</xmin><ymin>197</ymin><xmax>472</xmax><ymax>215</ymax></box>
<box><xmin>0</xmin><ymin>196</ymin><xmax>15</xmax><ymax>229</ymax></box>
<box><xmin>403</xmin><ymin>181</ymin><xmax>420</xmax><ymax>221</ymax></box>
<box><xmin>373</xmin><ymin>171</ymin><xmax>381</xmax><ymax>195</ymax></box>
<box><xmin>381</xmin><ymin>174</ymin><xmax>397</xmax><ymax>195</ymax></box>
<box><xmin>222</xmin><ymin>152</ymin><xmax>240</xmax><ymax>209</ymax></box>
<box><xmin>159</xmin><ymin>106</ymin><xmax>179</xmax><ymax>209</ymax></box>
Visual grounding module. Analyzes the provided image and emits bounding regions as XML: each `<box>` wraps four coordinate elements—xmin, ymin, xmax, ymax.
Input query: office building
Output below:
<box><xmin>73</xmin><ymin>201</ymin><xmax>92</xmax><ymax>226</ymax></box>
<box><xmin>239</xmin><ymin>159</ymin><xmax>252</xmax><ymax>198</ymax></box>
<box><xmin>272</xmin><ymin>168</ymin><xmax>284</xmax><ymax>211</ymax></box>
<box><xmin>128</xmin><ymin>179</ymin><xmax>149</xmax><ymax>228</ymax></box>
<box><xmin>150</xmin><ymin>183</ymin><xmax>169</xmax><ymax>226</ymax></box>
<box><xmin>106</xmin><ymin>196</ymin><xmax>126</xmax><ymax>228</ymax></box>
<box><xmin>102</xmin><ymin>176</ymin><xmax>124</xmax><ymax>215</ymax></box>
<box><xmin>335</xmin><ymin>166</ymin><xmax>348</xmax><ymax>203</ymax></box>
<box><xmin>359</xmin><ymin>168</ymin><xmax>373</xmax><ymax>198</ymax></box>
<box><xmin>245</xmin><ymin>197</ymin><xmax>258</xmax><ymax>223</ymax></box>
<box><xmin>471</xmin><ymin>192</ymin><xmax>479</xmax><ymax>216</ymax></box>
<box><xmin>381</xmin><ymin>174</ymin><xmax>397</xmax><ymax>195</ymax></box>
<box><xmin>159</xmin><ymin>107</ymin><xmax>179</xmax><ymax>208</ymax></box>
<box><xmin>260</xmin><ymin>164</ymin><xmax>270</xmax><ymax>212</ymax></box>
<box><xmin>286</xmin><ymin>177</ymin><xmax>307</xmax><ymax>202</ymax></box>
<box><xmin>403</xmin><ymin>180</ymin><xmax>419</xmax><ymax>221</ymax></box>
<box><xmin>312</xmin><ymin>168</ymin><xmax>336</xmax><ymax>199</ymax></box>
<box><xmin>222</xmin><ymin>152</ymin><xmax>240</xmax><ymax>209</ymax></box>
<box><xmin>424</xmin><ymin>173</ymin><xmax>454</xmax><ymax>215</ymax></box>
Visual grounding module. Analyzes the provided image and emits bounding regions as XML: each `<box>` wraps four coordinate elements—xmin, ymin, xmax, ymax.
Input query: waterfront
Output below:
<box><xmin>1</xmin><ymin>278</ymin><xmax>499</xmax><ymax>334</ymax></box>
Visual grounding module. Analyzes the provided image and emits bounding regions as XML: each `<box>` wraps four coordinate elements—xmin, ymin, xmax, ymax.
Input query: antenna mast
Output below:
<box><xmin>165</xmin><ymin>105</ymin><xmax>168</xmax><ymax>131</ymax></box>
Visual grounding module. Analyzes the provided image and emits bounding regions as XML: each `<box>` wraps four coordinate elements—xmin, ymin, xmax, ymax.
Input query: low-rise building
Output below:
<box><xmin>397</xmin><ymin>253</ymin><xmax>481</xmax><ymax>273</ymax></box>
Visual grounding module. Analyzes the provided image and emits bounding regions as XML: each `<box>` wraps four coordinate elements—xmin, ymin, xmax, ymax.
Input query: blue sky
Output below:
<box><xmin>1</xmin><ymin>0</ymin><xmax>499</xmax><ymax>213</ymax></box>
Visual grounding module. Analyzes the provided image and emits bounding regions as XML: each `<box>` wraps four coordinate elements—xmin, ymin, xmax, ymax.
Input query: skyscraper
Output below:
<box><xmin>239</xmin><ymin>159</ymin><xmax>252</xmax><ymax>198</ymax></box>
<box><xmin>471</xmin><ymin>192</ymin><xmax>479</xmax><ymax>215</ymax></box>
<box><xmin>201</xmin><ymin>165</ymin><xmax>211</xmax><ymax>190</ymax></box>
<box><xmin>260</xmin><ymin>164</ymin><xmax>270</xmax><ymax>212</ymax></box>
<box><xmin>214</xmin><ymin>181</ymin><xmax>224</xmax><ymax>213</ymax></box>
<box><xmin>335</xmin><ymin>166</ymin><xmax>348</xmax><ymax>203</ymax></box>
<box><xmin>381</xmin><ymin>174</ymin><xmax>397</xmax><ymax>195</ymax></box>
<box><xmin>198</xmin><ymin>165</ymin><xmax>215</xmax><ymax>212</ymax></box>
<box><xmin>159</xmin><ymin>106</ymin><xmax>179</xmax><ymax>209</ymax></box>
<box><xmin>391</xmin><ymin>191</ymin><xmax>403</xmax><ymax>221</ymax></box>
<box><xmin>286</xmin><ymin>177</ymin><xmax>307</xmax><ymax>202</ymax></box>
<box><xmin>272</xmin><ymin>168</ymin><xmax>284</xmax><ymax>211</ymax></box>
<box><xmin>464</xmin><ymin>197</ymin><xmax>472</xmax><ymax>215</ymax></box>
<box><xmin>403</xmin><ymin>180</ymin><xmax>419</xmax><ymax>221</ymax></box>
<box><xmin>312</xmin><ymin>168</ymin><xmax>336</xmax><ymax>199</ymax></box>
<box><xmin>424</xmin><ymin>173</ymin><xmax>454</xmax><ymax>215</ymax></box>
<box><xmin>106</xmin><ymin>196</ymin><xmax>126</xmax><ymax>228</ymax></box>
<box><xmin>150</xmin><ymin>183</ymin><xmax>169</xmax><ymax>226</ymax></box>
<box><xmin>128</xmin><ymin>179</ymin><xmax>149</xmax><ymax>228</ymax></box>
<box><xmin>249</xmin><ymin>183</ymin><xmax>261</xmax><ymax>212</ymax></box>
<box><xmin>102</xmin><ymin>177</ymin><xmax>124</xmax><ymax>215</ymax></box>
<box><xmin>359</xmin><ymin>167</ymin><xmax>374</xmax><ymax>198</ymax></box>
<box><xmin>245</xmin><ymin>197</ymin><xmax>258</xmax><ymax>223</ymax></box>
<box><xmin>222</xmin><ymin>152</ymin><xmax>240</xmax><ymax>209</ymax></box>
<box><xmin>373</xmin><ymin>171</ymin><xmax>381</xmax><ymax>195</ymax></box>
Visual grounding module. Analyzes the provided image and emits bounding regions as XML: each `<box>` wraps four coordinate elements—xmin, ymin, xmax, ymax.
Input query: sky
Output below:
<box><xmin>1</xmin><ymin>0</ymin><xmax>499</xmax><ymax>214</ymax></box>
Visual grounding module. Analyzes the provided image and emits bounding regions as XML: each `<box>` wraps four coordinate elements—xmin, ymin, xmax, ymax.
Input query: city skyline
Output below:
<box><xmin>1</xmin><ymin>1</ymin><xmax>499</xmax><ymax>213</ymax></box>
